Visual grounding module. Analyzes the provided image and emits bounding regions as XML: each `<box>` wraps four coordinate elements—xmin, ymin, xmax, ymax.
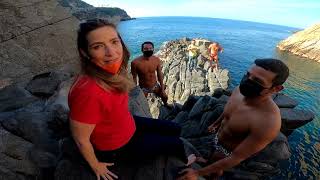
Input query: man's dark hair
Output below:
<box><xmin>254</xmin><ymin>58</ymin><xmax>289</xmax><ymax>86</ymax></box>
<box><xmin>141</xmin><ymin>41</ymin><xmax>154</xmax><ymax>51</ymax></box>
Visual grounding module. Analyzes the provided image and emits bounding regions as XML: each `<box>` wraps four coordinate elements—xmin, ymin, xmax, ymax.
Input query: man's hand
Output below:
<box><xmin>93</xmin><ymin>162</ymin><xmax>118</xmax><ymax>180</ymax></box>
<box><xmin>208</xmin><ymin>123</ymin><xmax>219</xmax><ymax>133</ymax></box>
<box><xmin>177</xmin><ymin>168</ymin><xmax>199</xmax><ymax>180</ymax></box>
<box><xmin>161</xmin><ymin>88</ymin><xmax>168</xmax><ymax>105</ymax></box>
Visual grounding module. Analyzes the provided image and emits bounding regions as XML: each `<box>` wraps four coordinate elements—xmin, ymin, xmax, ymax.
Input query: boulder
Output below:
<box><xmin>0</xmin><ymin>85</ymin><xmax>38</xmax><ymax>112</ymax></box>
<box><xmin>25</xmin><ymin>71</ymin><xmax>71</xmax><ymax>98</ymax></box>
<box><xmin>129</xmin><ymin>86</ymin><xmax>152</xmax><ymax>118</ymax></box>
<box><xmin>0</xmin><ymin>126</ymin><xmax>39</xmax><ymax>179</ymax></box>
<box><xmin>1</xmin><ymin>111</ymin><xmax>59</xmax><ymax>154</ymax></box>
<box><xmin>280</xmin><ymin>108</ymin><xmax>314</xmax><ymax>136</ymax></box>
<box><xmin>273</xmin><ymin>93</ymin><xmax>298</xmax><ymax>108</ymax></box>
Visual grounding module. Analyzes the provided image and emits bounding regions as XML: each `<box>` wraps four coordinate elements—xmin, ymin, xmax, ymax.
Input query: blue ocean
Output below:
<box><xmin>118</xmin><ymin>17</ymin><xmax>320</xmax><ymax>179</ymax></box>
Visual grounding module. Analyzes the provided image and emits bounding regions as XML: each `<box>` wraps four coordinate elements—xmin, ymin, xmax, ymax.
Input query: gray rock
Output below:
<box><xmin>173</xmin><ymin>111</ymin><xmax>189</xmax><ymax>125</ymax></box>
<box><xmin>223</xmin><ymin>169</ymin><xmax>260</xmax><ymax>180</ymax></box>
<box><xmin>187</xmin><ymin>134</ymin><xmax>216</xmax><ymax>159</ymax></box>
<box><xmin>47</xmin><ymin>104</ymin><xmax>70</xmax><ymax>140</ymax></box>
<box><xmin>128</xmin><ymin>86</ymin><xmax>152</xmax><ymax>118</ymax></box>
<box><xmin>218</xmin><ymin>94</ymin><xmax>230</xmax><ymax>104</ymax></box>
<box><xmin>155</xmin><ymin>38</ymin><xmax>229</xmax><ymax>107</ymax></box>
<box><xmin>25</xmin><ymin>71</ymin><xmax>71</xmax><ymax>98</ymax></box>
<box><xmin>181</xmin><ymin>96</ymin><xmax>201</xmax><ymax>112</ymax></box>
<box><xmin>28</xmin><ymin>147</ymin><xmax>57</xmax><ymax>168</ymax></box>
<box><xmin>280</xmin><ymin>108</ymin><xmax>314</xmax><ymax>133</ymax></box>
<box><xmin>1</xmin><ymin>112</ymin><xmax>59</xmax><ymax>154</ymax></box>
<box><xmin>249</xmin><ymin>133</ymin><xmax>291</xmax><ymax>163</ymax></box>
<box><xmin>188</xmin><ymin>96</ymin><xmax>211</xmax><ymax>119</ymax></box>
<box><xmin>0</xmin><ymin>85</ymin><xmax>30</xmax><ymax>100</ymax></box>
<box><xmin>0</xmin><ymin>165</ymin><xmax>26</xmax><ymax>180</ymax></box>
<box><xmin>0</xmin><ymin>0</ymin><xmax>80</xmax><ymax>86</ymax></box>
<box><xmin>17</xmin><ymin>100</ymin><xmax>47</xmax><ymax>113</ymax></box>
<box><xmin>54</xmin><ymin>159</ymin><xmax>95</xmax><ymax>180</ymax></box>
<box><xmin>0</xmin><ymin>85</ymin><xmax>38</xmax><ymax>112</ymax></box>
<box><xmin>273</xmin><ymin>93</ymin><xmax>298</xmax><ymax>108</ymax></box>
<box><xmin>147</xmin><ymin>94</ymin><xmax>163</xmax><ymax>118</ymax></box>
<box><xmin>45</xmin><ymin>77</ymin><xmax>75</xmax><ymax>111</ymax></box>
<box><xmin>0</xmin><ymin>126</ymin><xmax>39</xmax><ymax>178</ymax></box>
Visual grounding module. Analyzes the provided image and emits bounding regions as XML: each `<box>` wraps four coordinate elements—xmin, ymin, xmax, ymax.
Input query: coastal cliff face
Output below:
<box><xmin>0</xmin><ymin>0</ymin><xmax>133</xmax><ymax>89</ymax></box>
<box><xmin>277</xmin><ymin>24</ymin><xmax>320</xmax><ymax>62</ymax></box>
<box><xmin>0</xmin><ymin>0</ymin><xmax>80</xmax><ymax>88</ymax></box>
<box><xmin>58</xmin><ymin>0</ymin><xmax>133</xmax><ymax>23</ymax></box>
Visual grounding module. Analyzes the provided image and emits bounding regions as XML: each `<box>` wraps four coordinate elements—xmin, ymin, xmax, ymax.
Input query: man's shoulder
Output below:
<box><xmin>150</xmin><ymin>55</ymin><xmax>161</xmax><ymax>62</ymax></box>
<box><xmin>250</xmin><ymin>103</ymin><xmax>281</xmax><ymax>132</ymax></box>
<box><xmin>131</xmin><ymin>56</ymin><xmax>143</xmax><ymax>64</ymax></box>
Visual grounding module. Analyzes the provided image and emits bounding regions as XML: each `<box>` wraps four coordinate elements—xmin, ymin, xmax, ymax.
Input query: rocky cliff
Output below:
<box><xmin>277</xmin><ymin>24</ymin><xmax>320</xmax><ymax>62</ymax></box>
<box><xmin>148</xmin><ymin>38</ymin><xmax>230</xmax><ymax>118</ymax></box>
<box><xmin>0</xmin><ymin>0</ymin><xmax>80</xmax><ymax>88</ymax></box>
<box><xmin>0</xmin><ymin>0</ymin><xmax>133</xmax><ymax>89</ymax></box>
<box><xmin>58</xmin><ymin>0</ymin><xmax>133</xmax><ymax>23</ymax></box>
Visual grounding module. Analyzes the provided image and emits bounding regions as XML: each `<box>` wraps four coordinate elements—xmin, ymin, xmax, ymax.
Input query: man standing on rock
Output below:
<box><xmin>208</xmin><ymin>42</ymin><xmax>223</xmax><ymax>71</ymax></box>
<box><xmin>131</xmin><ymin>41</ymin><xmax>168</xmax><ymax>106</ymax></box>
<box><xmin>178</xmin><ymin>59</ymin><xmax>289</xmax><ymax>180</ymax></box>
<box><xmin>187</xmin><ymin>40</ymin><xmax>199</xmax><ymax>71</ymax></box>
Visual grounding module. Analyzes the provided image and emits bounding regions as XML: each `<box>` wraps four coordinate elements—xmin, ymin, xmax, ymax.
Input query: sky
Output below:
<box><xmin>82</xmin><ymin>0</ymin><xmax>320</xmax><ymax>28</ymax></box>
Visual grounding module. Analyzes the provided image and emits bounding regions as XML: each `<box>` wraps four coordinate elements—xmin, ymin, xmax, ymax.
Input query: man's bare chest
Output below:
<box><xmin>222</xmin><ymin>98</ymin><xmax>251</xmax><ymax>133</ymax></box>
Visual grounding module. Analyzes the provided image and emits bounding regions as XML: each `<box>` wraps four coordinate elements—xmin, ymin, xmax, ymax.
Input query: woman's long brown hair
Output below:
<box><xmin>77</xmin><ymin>19</ymin><xmax>134</xmax><ymax>93</ymax></box>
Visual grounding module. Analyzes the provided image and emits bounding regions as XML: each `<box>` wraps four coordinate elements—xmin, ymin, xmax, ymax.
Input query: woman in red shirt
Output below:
<box><xmin>68</xmin><ymin>19</ymin><xmax>202</xmax><ymax>180</ymax></box>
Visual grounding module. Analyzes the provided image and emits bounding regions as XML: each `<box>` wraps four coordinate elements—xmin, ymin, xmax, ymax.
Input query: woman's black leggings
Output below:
<box><xmin>95</xmin><ymin>115</ymin><xmax>187</xmax><ymax>163</ymax></box>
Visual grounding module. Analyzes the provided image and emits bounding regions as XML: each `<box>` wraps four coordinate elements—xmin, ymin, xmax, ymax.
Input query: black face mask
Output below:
<box><xmin>143</xmin><ymin>50</ymin><xmax>153</xmax><ymax>57</ymax></box>
<box><xmin>239</xmin><ymin>74</ymin><xmax>269</xmax><ymax>98</ymax></box>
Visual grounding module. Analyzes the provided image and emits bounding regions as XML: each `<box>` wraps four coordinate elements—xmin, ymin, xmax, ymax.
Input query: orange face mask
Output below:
<box><xmin>97</xmin><ymin>60</ymin><xmax>123</xmax><ymax>75</ymax></box>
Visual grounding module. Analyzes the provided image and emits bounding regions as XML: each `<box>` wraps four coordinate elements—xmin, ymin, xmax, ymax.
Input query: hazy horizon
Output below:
<box><xmin>82</xmin><ymin>0</ymin><xmax>320</xmax><ymax>28</ymax></box>
<box><xmin>125</xmin><ymin>16</ymin><xmax>303</xmax><ymax>29</ymax></box>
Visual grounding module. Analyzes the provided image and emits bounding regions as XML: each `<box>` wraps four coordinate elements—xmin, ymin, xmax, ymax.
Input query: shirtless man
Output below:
<box><xmin>208</xmin><ymin>42</ymin><xmax>223</xmax><ymax>71</ymax></box>
<box><xmin>131</xmin><ymin>41</ymin><xmax>168</xmax><ymax>105</ymax></box>
<box><xmin>178</xmin><ymin>59</ymin><xmax>289</xmax><ymax>180</ymax></box>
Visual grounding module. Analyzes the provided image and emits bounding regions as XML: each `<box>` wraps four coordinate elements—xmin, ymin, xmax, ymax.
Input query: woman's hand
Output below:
<box><xmin>93</xmin><ymin>162</ymin><xmax>118</xmax><ymax>180</ymax></box>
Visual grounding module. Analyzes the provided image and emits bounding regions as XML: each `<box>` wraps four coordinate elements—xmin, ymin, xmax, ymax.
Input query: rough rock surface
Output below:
<box><xmin>0</xmin><ymin>69</ymin><xmax>314</xmax><ymax>179</ymax></box>
<box><xmin>149</xmin><ymin>38</ymin><xmax>230</xmax><ymax>118</ymax></box>
<box><xmin>0</xmin><ymin>0</ymin><xmax>80</xmax><ymax>88</ymax></box>
<box><xmin>277</xmin><ymin>23</ymin><xmax>320</xmax><ymax>62</ymax></box>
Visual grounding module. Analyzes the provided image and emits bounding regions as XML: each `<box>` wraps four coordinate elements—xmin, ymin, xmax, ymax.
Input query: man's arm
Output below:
<box><xmin>131</xmin><ymin>60</ymin><xmax>138</xmax><ymax>85</ymax></box>
<box><xmin>156</xmin><ymin>58</ymin><xmax>165</xmax><ymax>91</ymax></box>
<box><xmin>218</xmin><ymin>45</ymin><xmax>224</xmax><ymax>53</ymax></box>
<box><xmin>207</xmin><ymin>45</ymin><xmax>212</xmax><ymax>54</ymax></box>
<box><xmin>208</xmin><ymin>112</ymin><xmax>224</xmax><ymax>132</ymax></box>
<box><xmin>199</xmin><ymin>116</ymin><xmax>280</xmax><ymax>176</ymax></box>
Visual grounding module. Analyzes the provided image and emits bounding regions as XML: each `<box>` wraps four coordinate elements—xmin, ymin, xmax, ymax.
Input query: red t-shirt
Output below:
<box><xmin>68</xmin><ymin>75</ymin><xmax>136</xmax><ymax>151</ymax></box>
